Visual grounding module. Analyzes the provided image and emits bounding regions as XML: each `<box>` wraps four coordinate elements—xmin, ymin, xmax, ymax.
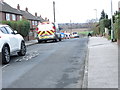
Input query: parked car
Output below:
<box><xmin>0</xmin><ymin>25</ymin><xmax>26</xmax><ymax>64</ymax></box>
<box><xmin>64</xmin><ymin>33</ymin><xmax>71</xmax><ymax>39</ymax></box>
<box><xmin>71</xmin><ymin>32</ymin><xmax>79</xmax><ymax>38</ymax></box>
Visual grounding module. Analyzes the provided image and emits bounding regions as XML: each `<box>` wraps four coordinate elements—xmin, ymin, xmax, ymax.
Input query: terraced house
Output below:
<box><xmin>0</xmin><ymin>0</ymin><xmax>45</xmax><ymax>28</ymax></box>
<box><xmin>17</xmin><ymin>4</ymin><xmax>45</xmax><ymax>29</ymax></box>
<box><xmin>0</xmin><ymin>0</ymin><xmax>22</xmax><ymax>21</ymax></box>
<box><xmin>0</xmin><ymin>0</ymin><xmax>47</xmax><ymax>40</ymax></box>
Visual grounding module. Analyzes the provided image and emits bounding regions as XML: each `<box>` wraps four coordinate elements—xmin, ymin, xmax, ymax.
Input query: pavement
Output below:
<box><xmin>25</xmin><ymin>39</ymin><xmax>38</xmax><ymax>46</ymax></box>
<box><xmin>86</xmin><ymin>37</ymin><xmax>118</xmax><ymax>88</ymax></box>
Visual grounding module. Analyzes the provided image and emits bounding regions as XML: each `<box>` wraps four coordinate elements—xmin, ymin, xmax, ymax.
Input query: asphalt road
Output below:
<box><xmin>2</xmin><ymin>37</ymin><xmax>88</xmax><ymax>88</ymax></box>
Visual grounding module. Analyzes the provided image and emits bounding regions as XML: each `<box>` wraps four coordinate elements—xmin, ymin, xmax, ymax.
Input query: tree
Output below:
<box><xmin>100</xmin><ymin>10</ymin><xmax>106</xmax><ymax>20</ymax></box>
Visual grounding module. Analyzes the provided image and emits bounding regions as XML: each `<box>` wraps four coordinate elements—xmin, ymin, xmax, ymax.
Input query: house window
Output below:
<box><xmin>12</xmin><ymin>14</ymin><xmax>16</xmax><ymax>21</ymax></box>
<box><xmin>32</xmin><ymin>21</ymin><xmax>35</xmax><ymax>25</ymax></box>
<box><xmin>35</xmin><ymin>21</ymin><xmax>38</xmax><ymax>25</ymax></box>
<box><xmin>6</xmin><ymin>13</ymin><xmax>10</xmax><ymax>21</ymax></box>
<box><xmin>20</xmin><ymin>16</ymin><xmax>22</xmax><ymax>21</ymax></box>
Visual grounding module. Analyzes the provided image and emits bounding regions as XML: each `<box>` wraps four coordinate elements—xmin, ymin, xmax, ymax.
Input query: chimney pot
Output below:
<box><xmin>17</xmin><ymin>4</ymin><xmax>20</xmax><ymax>10</ymax></box>
<box><xmin>25</xmin><ymin>7</ymin><xmax>28</xmax><ymax>12</ymax></box>
<box><xmin>35</xmin><ymin>12</ymin><xmax>37</xmax><ymax>16</ymax></box>
<box><xmin>45</xmin><ymin>17</ymin><xmax>47</xmax><ymax>20</ymax></box>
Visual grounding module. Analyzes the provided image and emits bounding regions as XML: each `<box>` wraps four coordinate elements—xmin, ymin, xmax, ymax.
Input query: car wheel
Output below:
<box><xmin>2</xmin><ymin>46</ymin><xmax>10</xmax><ymax>64</ymax></box>
<box><xmin>18</xmin><ymin>41</ymin><xmax>26</xmax><ymax>56</ymax></box>
<box><xmin>38</xmin><ymin>40</ymin><xmax>42</xmax><ymax>43</ymax></box>
<box><xmin>59</xmin><ymin>38</ymin><xmax>62</xmax><ymax>41</ymax></box>
<box><xmin>55</xmin><ymin>38</ymin><xmax>59</xmax><ymax>42</ymax></box>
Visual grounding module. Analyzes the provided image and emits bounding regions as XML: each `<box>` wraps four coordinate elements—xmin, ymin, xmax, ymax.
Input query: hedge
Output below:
<box><xmin>1</xmin><ymin>20</ymin><xmax>30</xmax><ymax>37</ymax></box>
<box><xmin>118</xmin><ymin>14</ymin><xmax>120</xmax><ymax>40</ymax></box>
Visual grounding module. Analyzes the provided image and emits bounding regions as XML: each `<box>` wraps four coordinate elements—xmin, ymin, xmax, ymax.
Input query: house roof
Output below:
<box><xmin>0</xmin><ymin>1</ymin><xmax>46</xmax><ymax>22</ymax></box>
<box><xmin>36</xmin><ymin>16</ymin><xmax>45</xmax><ymax>22</ymax></box>
<box><xmin>21</xmin><ymin>10</ymin><xmax>45</xmax><ymax>22</ymax></box>
<box><xmin>20</xmin><ymin>10</ymin><xmax>38</xmax><ymax>20</ymax></box>
<box><xmin>0</xmin><ymin>2</ymin><xmax>22</xmax><ymax>15</ymax></box>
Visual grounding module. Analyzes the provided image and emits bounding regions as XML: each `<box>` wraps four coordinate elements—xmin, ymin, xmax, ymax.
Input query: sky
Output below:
<box><xmin>3</xmin><ymin>0</ymin><xmax>120</xmax><ymax>23</ymax></box>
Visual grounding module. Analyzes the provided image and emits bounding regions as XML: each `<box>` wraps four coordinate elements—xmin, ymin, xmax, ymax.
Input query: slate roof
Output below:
<box><xmin>20</xmin><ymin>10</ymin><xmax>37</xmax><ymax>20</ymax></box>
<box><xmin>20</xmin><ymin>10</ymin><xmax>45</xmax><ymax>22</ymax></box>
<box><xmin>36</xmin><ymin>16</ymin><xmax>45</xmax><ymax>22</ymax></box>
<box><xmin>0</xmin><ymin>1</ymin><xmax>45</xmax><ymax>22</ymax></box>
<box><xmin>0</xmin><ymin>2</ymin><xmax>22</xmax><ymax>15</ymax></box>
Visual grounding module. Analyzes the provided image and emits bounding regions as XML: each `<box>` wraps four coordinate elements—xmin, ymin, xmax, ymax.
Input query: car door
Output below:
<box><xmin>4</xmin><ymin>26</ymin><xmax>19</xmax><ymax>51</ymax></box>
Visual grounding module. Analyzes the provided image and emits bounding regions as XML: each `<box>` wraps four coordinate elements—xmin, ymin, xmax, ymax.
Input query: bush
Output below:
<box><xmin>1</xmin><ymin>20</ymin><xmax>30</xmax><ymax>37</ymax></box>
<box><xmin>118</xmin><ymin>14</ymin><xmax>120</xmax><ymax>40</ymax></box>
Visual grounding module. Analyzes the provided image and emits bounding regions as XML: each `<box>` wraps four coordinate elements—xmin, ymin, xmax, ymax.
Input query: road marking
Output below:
<box><xmin>2</xmin><ymin>64</ymin><xmax>10</xmax><ymax>69</ymax></box>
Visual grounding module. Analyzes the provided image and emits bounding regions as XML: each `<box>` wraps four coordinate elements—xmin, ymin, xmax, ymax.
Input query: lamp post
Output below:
<box><xmin>53</xmin><ymin>1</ymin><xmax>56</xmax><ymax>23</ymax></box>
<box><xmin>111</xmin><ymin>0</ymin><xmax>114</xmax><ymax>42</ymax></box>
<box><xmin>94</xmin><ymin>9</ymin><xmax>97</xmax><ymax>22</ymax></box>
<box><xmin>70</xmin><ymin>20</ymin><xmax>72</xmax><ymax>33</ymax></box>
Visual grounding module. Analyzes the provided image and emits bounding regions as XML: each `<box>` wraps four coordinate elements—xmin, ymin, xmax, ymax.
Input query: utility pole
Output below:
<box><xmin>111</xmin><ymin>0</ymin><xmax>114</xmax><ymax>42</ymax></box>
<box><xmin>53</xmin><ymin>1</ymin><xmax>56</xmax><ymax>23</ymax></box>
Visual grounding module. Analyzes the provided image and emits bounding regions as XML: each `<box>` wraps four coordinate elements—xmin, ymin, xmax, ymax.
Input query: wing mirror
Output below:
<box><xmin>14</xmin><ymin>30</ymin><xmax>18</xmax><ymax>34</ymax></box>
<box><xmin>12</xmin><ymin>30</ymin><xmax>18</xmax><ymax>34</ymax></box>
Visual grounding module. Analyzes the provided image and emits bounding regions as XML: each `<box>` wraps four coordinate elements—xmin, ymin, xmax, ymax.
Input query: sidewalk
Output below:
<box><xmin>88</xmin><ymin>37</ymin><xmax>118</xmax><ymax>88</ymax></box>
<box><xmin>25</xmin><ymin>39</ymin><xmax>38</xmax><ymax>46</ymax></box>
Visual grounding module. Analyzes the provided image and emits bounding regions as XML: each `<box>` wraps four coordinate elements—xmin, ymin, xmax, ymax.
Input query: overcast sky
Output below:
<box><xmin>4</xmin><ymin>0</ymin><xmax>120</xmax><ymax>23</ymax></box>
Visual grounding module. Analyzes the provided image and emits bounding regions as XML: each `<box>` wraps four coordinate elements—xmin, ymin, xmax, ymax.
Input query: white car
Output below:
<box><xmin>71</xmin><ymin>32</ymin><xmax>79</xmax><ymax>38</ymax></box>
<box><xmin>0</xmin><ymin>25</ymin><xmax>26</xmax><ymax>64</ymax></box>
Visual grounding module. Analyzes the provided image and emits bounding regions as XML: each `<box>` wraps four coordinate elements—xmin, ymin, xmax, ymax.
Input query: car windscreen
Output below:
<box><xmin>0</xmin><ymin>27</ymin><xmax>8</xmax><ymax>34</ymax></box>
<box><xmin>0</xmin><ymin>29</ymin><xmax>3</xmax><ymax>34</ymax></box>
<box><xmin>73</xmin><ymin>32</ymin><xmax>77</xmax><ymax>34</ymax></box>
<box><xmin>5</xmin><ymin>26</ymin><xmax>13</xmax><ymax>34</ymax></box>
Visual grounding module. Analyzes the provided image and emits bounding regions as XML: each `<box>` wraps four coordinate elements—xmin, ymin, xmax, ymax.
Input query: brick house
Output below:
<box><xmin>17</xmin><ymin>4</ymin><xmax>42</xmax><ymax>29</ymax></box>
<box><xmin>0</xmin><ymin>0</ymin><xmax>48</xmax><ymax>40</ymax></box>
<box><xmin>0</xmin><ymin>0</ymin><xmax>22</xmax><ymax>22</ymax></box>
<box><xmin>16</xmin><ymin>4</ymin><xmax>45</xmax><ymax>40</ymax></box>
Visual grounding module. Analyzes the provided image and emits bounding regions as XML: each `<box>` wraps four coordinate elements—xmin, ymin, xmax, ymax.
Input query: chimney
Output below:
<box><xmin>17</xmin><ymin>4</ymin><xmax>20</xmax><ymax>10</ymax></box>
<box><xmin>40</xmin><ymin>15</ymin><xmax>41</xmax><ymax>17</ymax></box>
<box><xmin>35</xmin><ymin>12</ymin><xmax>37</xmax><ymax>16</ymax></box>
<box><xmin>45</xmin><ymin>17</ymin><xmax>47</xmax><ymax>20</ymax></box>
<box><xmin>25</xmin><ymin>7</ymin><xmax>28</xmax><ymax>12</ymax></box>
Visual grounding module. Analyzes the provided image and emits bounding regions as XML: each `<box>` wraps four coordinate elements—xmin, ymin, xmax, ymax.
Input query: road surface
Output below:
<box><xmin>2</xmin><ymin>38</ymin><xmax>88</xmax><ymax>88</ymax></box>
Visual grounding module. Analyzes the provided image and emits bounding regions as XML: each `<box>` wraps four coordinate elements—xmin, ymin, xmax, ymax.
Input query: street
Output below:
<box><xmin>2</xmin><ymin>38</ymin><xmax>88</xmax><ymax>88</ymax></box>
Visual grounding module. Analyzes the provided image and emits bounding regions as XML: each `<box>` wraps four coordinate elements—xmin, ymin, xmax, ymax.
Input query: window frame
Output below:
<box><xmin>12</xmin><ymin>14</ymin><xmax>16</xmax><ymax>21</ymax></box>
<box><xmin>6</xmin><ymin>13</ymin><xmax>10</xmax><ymax>21</ymax></box>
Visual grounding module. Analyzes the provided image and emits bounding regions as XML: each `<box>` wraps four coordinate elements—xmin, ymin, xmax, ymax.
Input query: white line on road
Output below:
<box><xmin>2</xmin><ymin>64</ymin><xmax>10</xmax><ymax>69</ymax></box>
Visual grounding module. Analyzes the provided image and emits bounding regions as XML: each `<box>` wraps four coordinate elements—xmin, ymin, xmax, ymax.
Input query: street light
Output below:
<box><xmin>111</xmin><ymin>0</ymin><xmax>114</xmax><ymax>42</ymax></box>
<box><xmin>53</xmin><ymin>1</ymin><xmax>56</xmax><ymax>23</ymax></box>
<box><xmin>94</xmin><ymin>9</ymin><xmax>97</xmax><ymax>22</ymax></box>
<box><xmin>70</xmin><ymin>20</ymin><xmax>72</xmax><ymax>33</ymax></box>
